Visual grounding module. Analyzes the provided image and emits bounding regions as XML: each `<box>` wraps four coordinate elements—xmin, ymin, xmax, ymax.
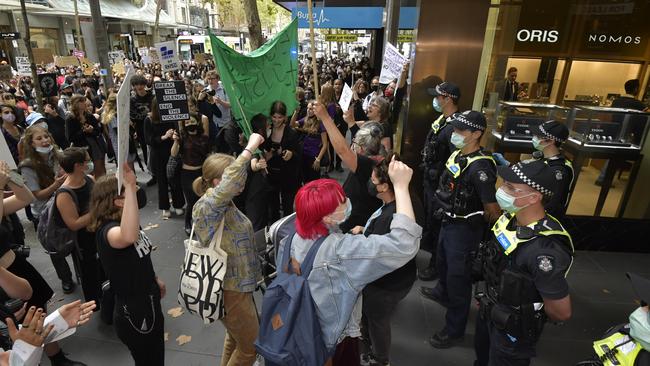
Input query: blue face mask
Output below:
<box><xmin>432</xmin><ymin>97</ymin><xmax>443</xmax><ymax>112</ymax></box>
<box><xmin>495</xmin><ymin>187</ymin><xmax>535</xmax><ymax>213</ymax></box>
<box><xmin>85</xmin><ymin>161</ymin><xmax>94</xmax><ymax>175</ymax></box>
<box><xmin>331</xmin><ymin>198</ymin><xmax>352</xmax><ymax>225</ymax></box>
<box><xmin>532</xmin><ymin>136</ymin><xmax>549</xmax><ymax>151</ymax></box>
<box><xmin>450</xmin><ymin>131</ymin><xmax>467</xmax><ymax>149</ymax></box>
<box><xmin>629</xmin><ymin>307</ymin><xmax>650</xmax><ymax>351</ymax></box>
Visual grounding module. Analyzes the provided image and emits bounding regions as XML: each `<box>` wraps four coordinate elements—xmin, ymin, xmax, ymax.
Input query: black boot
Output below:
<box><xmin>49</xmin><ymin>350</ymin><xmax>87</xmax><ymax>366</ymax></box>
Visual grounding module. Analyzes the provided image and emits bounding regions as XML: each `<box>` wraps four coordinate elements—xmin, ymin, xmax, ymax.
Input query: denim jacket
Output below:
<box><xmin>277</xmin><ymin>213</ymin><xmax>421</xmax><ymax>350</ymax></box>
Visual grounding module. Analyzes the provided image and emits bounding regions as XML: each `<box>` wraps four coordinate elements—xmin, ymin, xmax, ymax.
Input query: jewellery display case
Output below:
<box><xmin>566</xmin><ymin>106</ymin><xmax>650</xmax><ymax>150</ymax></box>
<box><xmin>493</xmin><ymin>102</ymin><xmax>571</xmax><ymax>141</ymax></box>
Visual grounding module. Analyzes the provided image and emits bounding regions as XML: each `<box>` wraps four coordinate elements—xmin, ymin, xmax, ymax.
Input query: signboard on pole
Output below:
<box><xmin>116</xmin><ymin>65</ymin><xmax>134</xmax><ymax>194</ymax></box>
<box><xmin>397</xmin><ymin>34</ymin><xmax>415</xmax><ymax>43</ymax></box>
<box><xmin>154</xmin><ymin>41</ymin><xmax>180</xmax><ymax>72</ymax></box>
<box><xmin>15</xmin><ymin>57</ymin><xmax>31</xmax><ymax>76</ymax></box>
<box><xmin>32</xmin><ymin>48</ymin><xmax>54</xmax><ymax>65</ymax></box>
<box><xmin>338</xmin><ymin>83</ymin><xmax>353</xmax><ymax>112</ymax></box>
<box><xmin>0</xmin><ymin>132</ymin><xmax>17</xmax><ymax>170</ymax></box>
<box><xmin>107</xmin><ymin>51</ymin><xmax>125</xmax><ymax>65</ymax></box>
<box><xmin>153</xmin><ymin>81</ymin><xmax>189</xmax><ymax>122</ymax></box>
<box><xmin>38</xmin><ymin>73</ymin><xmax>58</xmax><ymax>97</ymax></box>
<box><xmin>379</xmin><ymin>42</ymin><xmax>407</xmax><ymax>84</ymax></box>
<box><xmin>0</xmin><ymin>32</ymin><xmax>19</xmax><ymax>40</ymax></box>
<box><xmin>324</xmin><ymin>34</ymin><xmax>358</xmax><ymax>42</ymax></box>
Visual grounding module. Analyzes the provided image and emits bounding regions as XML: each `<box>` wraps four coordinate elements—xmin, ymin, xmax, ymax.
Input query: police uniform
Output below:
<box><xmin>426</xmin><ymin>110</ymin><xmax>497</xmax><ymax>347</ymax></box>
<box><xmin>420</xmin><ymin>82</ymin><xmax>460</xmax><ymax>280</ymax></box>
<box><xmin>532</xmin><ymin>120</ymin><xmax>574</xmax><ymax>219</ymax></box>
<box><xmin>475</xmin><ymin>160</ymin><xmax>574</xmax><ymax>365</ymax></box>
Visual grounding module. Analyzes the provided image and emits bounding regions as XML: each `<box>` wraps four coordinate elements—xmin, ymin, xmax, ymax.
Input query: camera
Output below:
<box><xmin>10</xmin><ymin>244</ymin><xmax>30</xmax><ymax>259</ymax></box>
<box><xmin>207</xmin><ymin>89</ymin><xmax>216</xmax><ymax>97</ymax></box>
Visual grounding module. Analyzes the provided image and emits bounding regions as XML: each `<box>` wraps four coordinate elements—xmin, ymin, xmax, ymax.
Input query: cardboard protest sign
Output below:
<box><xmin>38</xmin><ymin>73</ymin><xmax>58</xmax><ymax>97</ymax></box>
<box><xmin>155</xmin><ymin>41</ymin><xmax>180</xmax><ymax>72</ymax></box>
<box><xmin>116</xmin><ymin>65</ymin><xmax>134</xmax><ymax>194</ymax></box>
<box><xmin>149</xmin><ymin>48</ymin><xmax>160</xmax><ymax>64</ymax></box>
<box><xmin>0</xmin><ymin>132</ymin><xmax>17</xmax><ymax>169</ymax></box>
<box><xmin>107</xmin><ymin>51</ymin><xmax>125</xmax><ymax>65</ymax></box>
<box><xmin>79</xmin><ymin>57</ymin><xmax>94</xmax><ymax>76</ymax></box>
<box><xmin>153</xmin><ymin>81</ymin><xmax>189</xmax><ymax>122</ymax></box>
<box><xmin>379</xmin><ymin>42</ymin><xmax>407</xmax><ymax>84</ymax></box>
<box><xmin>338</xmin><ymin>83</ymin><xmax>353</xmax><ymax>112</ymax></box>
<box><xmin>195</xmin><ymin>53</ymin><xmax>206</xmax><ymax>64</ymax></box>
<box><xmin>0</xmin><ymin>65</ymin><xmax>13</xmax><ymax>81</ymax></box>
<box><xmin>55</xmin><ymin>56</ymin><xmax>80</xmax><ymax>68</ymax></box>
<box><xmin>112</xmin><ymin>62</ymin><xmax>125</xmax><ymax>76</ymax></box>
<box><xmin>15</xmin><ymin>57</ymin><xmax>31</xmax><ymax>76</ymax></box>
<box><xmin>32</xmin><ymin>48</ymin><xmax>54</xmax><ymax>65</ymax></box>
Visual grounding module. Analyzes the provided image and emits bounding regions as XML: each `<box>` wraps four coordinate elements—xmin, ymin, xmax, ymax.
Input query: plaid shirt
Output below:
<box><xmin>192</xmin><ymin>154</ymin><xmax>261</xmax><ymax>293</ymax></box>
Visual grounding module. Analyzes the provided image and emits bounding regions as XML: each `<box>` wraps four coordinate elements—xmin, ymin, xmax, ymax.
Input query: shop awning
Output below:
<box><xmin>29</xmin><ymin>0</ymin><xmax>176</xmax><ymax>27</ymax></box>
<box><xmin>0</xmin><ymin>0</ymin><xmax>51</xmax><ymax>11</ymax></box>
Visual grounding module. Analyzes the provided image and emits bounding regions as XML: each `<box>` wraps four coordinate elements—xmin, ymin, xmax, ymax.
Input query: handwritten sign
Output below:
<box><xmin>112</xmin><ymin>62</ymin><xmax>125</xmax><ymax>76</ymax></box>
<box><xmin>195</xmin><ymin>53</ymin><xmax>206</xmax><ymax>64</ymax></box>
<box><xmin>379</xmin><ymin>42</ymin><xmax>407</xmax><ymax>84</ymax></box>
<box><xmin>79</xmin><ymin>57</ymin><xmax>94</xmax><ymax>76</ymax></box>
<box><xmin>155</xmin><ymin>41</ymin><xmax>180</xmax><ymax>72</ymax></box>
<box><xmin>116</xmin><ymin>65</ymin><xmax>134</xmax><ymax>194</ymax></box>
<box><xmin>38</xmin><ymin>73</ymin><xmax>58</xmax><ymax>97</ymax></box>
<box><xmin>0</xmin><ymin>132</ymin><xmax>17</xmax><ymax>170</ymax></box>
<box><xmin>107</xmin><ymin>51</ymin><xmax>125</xmax><ymax>65</ymax></box>
<box><xmin>338</xmin><ymin>83</ymin><xmax>353</xmax><ymax>112</ymax></box>
<box><xmin>149</xmin><ymin>48</ymin><xmax>160</xmax><ymax>64</ymax></box>
<box><xmin>15</xmin><ymin>57</ymin><xmax>31</xmax><ymax>76</ymax></box>
<box><xmin>55</xmin><ymin>56</ymin><xmax>80</xmax><ymax>67</ymax></box>
<box><xmin>32</xmin><ymin>48</ymin><xmax>54</xmax><ymax>65</ymax></box>
<box><xmin>153</xmin><ymin>81</ymin><xmax>189</xmax><ymax>122</ymax></box>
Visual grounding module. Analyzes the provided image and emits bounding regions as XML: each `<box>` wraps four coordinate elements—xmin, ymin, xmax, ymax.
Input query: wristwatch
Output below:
<box><xmin>8</xmin><ymin>170</ymin><xmax>25</xmax><ymax>186</ymax></box>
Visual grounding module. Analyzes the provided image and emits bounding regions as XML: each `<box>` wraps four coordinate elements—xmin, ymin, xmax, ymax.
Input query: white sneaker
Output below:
<box><xmin>162</xmin><ymin>210</ymin><xmax>171</xmax><ymax>219</ymax></box>
<box><xmin>174</xmin><ymin>208</ymin><xmax>184</xmax><ymax>216</ymax></box>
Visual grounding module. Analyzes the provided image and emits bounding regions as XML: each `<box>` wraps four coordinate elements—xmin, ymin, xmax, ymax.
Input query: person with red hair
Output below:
<box><xmin>278</xmin><ymin>156</ymin><xmax>422</xmax><ymax>365</ymax></box>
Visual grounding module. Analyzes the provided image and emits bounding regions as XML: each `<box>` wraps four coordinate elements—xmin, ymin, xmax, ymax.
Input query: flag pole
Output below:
<box><xmin>307</xmin><ymin>0</ymin><xmax>319</xmax><ymax>99</ymax></box>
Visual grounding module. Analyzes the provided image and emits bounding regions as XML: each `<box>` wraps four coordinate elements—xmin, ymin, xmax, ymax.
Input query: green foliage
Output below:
<box><xmin>204</xmin><ymin>0</ymin><xmax>289</xmax><ymax>32</ymax></box>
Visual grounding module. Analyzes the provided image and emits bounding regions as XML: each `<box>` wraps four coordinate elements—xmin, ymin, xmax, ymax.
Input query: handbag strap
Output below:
<box><xmin>187</xmin><ymin>216</ymin><xmax>226</xmax><ymax>251</ymax></box>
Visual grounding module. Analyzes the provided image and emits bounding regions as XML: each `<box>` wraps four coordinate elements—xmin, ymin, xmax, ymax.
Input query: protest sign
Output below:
<box><xmin>55</xmin><ymin>56</ymin><xmax>80</xmax><ymax>67</ymax></box>
<box><xmin>116</xmin><ymin>65</ymin><xmax>134</xmax><ymax>194</ymax></box>
<box><xmin>79</xmin><ymin>57</ymin><xmax>94</xmax><ymax>76</ymax></box>
<box><xmin>38</xmin><ymin>73</ymin><xmax>58</xmax><ymax>97</ymax></box>
<box><xmin>155</xmin><ymin>41</ymin><xmax>180</xmax><ymax>72</ymax></box>
<box><xmin>32</xmin><ymin>48</ymin><xmax>54</xmax><ymax>65</ymax></box>
<box><xmin>379</xmin><ymin>42</ymin><xmax>407</xmax><ymax>84</ymax></box>
<box><xmin>338</xmin><ymin>83</ymin><xmax>353</xmax><ymax>112</ymax></box>
<box><xmin>107</xmin><ymin>51</ymin><xmax>125</xmax><ymax>65</ymax></box>
<box><xmin>15</xmin><ymin>57</ymin><xmax>31</xmax><ymax>76</ymax></box>
<box><xmin>210</xmin><ymin>18</ymin><xmax>298</xmax><ymax>137</ymax></box>
<box><xmin>0</xmin><ymin>65</ymin><xmax>12</xmax><ymax>81</ymax></box>
<box><xmin>0</xmin><ymin>132</ymin><xmax>16</xmax><ymax>170</ymax></box>
<box><xmin>195</xmin><ymin>53</ymin><xmax>206</xmax><ymax>64</ymax></box>
<box><xmin>73</xmin><ymin>49</ymin><xmax>85</xmax><ymax>58</ymax></box>
<box><xmin>153</xmin><ymin>81</ymin><xmax>189</xmax><ymax>122</ymax></box>
<box><xmin>112</xmin><ymin>62</ymin><xmax>125</xmax><ymax>76</ymax></box>
<box><xmin>149</xmin><ymin>48</ymin><xmax>160</xmax><ymax>64</ymax></box>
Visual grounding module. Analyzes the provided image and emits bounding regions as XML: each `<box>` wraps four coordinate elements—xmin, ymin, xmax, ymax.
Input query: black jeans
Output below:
<box><xmin>474</xmin><ymin>315</ymin><xmax>533</xmax><ymax>366</ymax></box>
<box><xmin>268</xmin><ymin>183</ymin><xmax>298</xmax><ymax>223</ymax></box>
<box><xmin>114</xmin><ymin>291</ymin><xmax>164</xmax><ymax>366</ymax></box>
<box><xmin>151</xmin><ymin>147</ymin><xmax>184</xmax><ymax>211</ymax></box>
<box><xmin>422</xmin><ymin>176</ymin><xmax>442</xmax><ymax>268</ymax></box>
<box><xmin>302</xmin><ymin>156</ymin><xmax>321</xmax><ymax>184</ymax></box>
<box><xmin>180</xmin><ymin>168</ymin><xmax>202</xmax><ymax>230</ymax></box>
<box><xmin>360</xmin><ymin>283</ymin><xmax>412</xmax><ymax>364</ymax></box>
<box><xmin>78</xmin><ymin>230</ymin><xmax>102</xmax><ymax>303</ymax></box>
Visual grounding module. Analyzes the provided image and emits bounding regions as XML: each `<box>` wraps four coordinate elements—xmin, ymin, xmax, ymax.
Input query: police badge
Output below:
<box><xmin>537</xmin><ymin>255</ymin><xmax>554</xmax><ymax>272</ymax></box>
<box><xmin>478</xmin><ymin>171</ymin><xmax>488</xmax><ymax>182</ymax></box>
<box><xmin>555</xmin><ymin>170</ymin><xmax>563</xmax><ymax>181</ymax></box>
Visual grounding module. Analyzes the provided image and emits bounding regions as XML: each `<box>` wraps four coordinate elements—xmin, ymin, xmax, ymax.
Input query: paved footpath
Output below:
<box><xmin>21</xmin><ymin>167</ymin><xmax>649</xmax><ymax>365</ymax></box>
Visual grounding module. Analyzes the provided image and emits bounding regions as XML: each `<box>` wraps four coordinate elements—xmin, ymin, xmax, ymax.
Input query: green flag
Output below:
<box><xmin>210</xmin><ymin>19</ymin><xmax>299</xmax><ymax>137</ymax></box>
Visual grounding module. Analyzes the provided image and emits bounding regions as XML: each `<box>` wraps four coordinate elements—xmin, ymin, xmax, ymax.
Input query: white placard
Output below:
<box><xmin>15</xmin><ymin>57</ymin><xmax>31</xmax><ymax>76</ymax></box>
<box><xmin>155</xmin><ymin>41</ymin><xmax>180</xmax><ymax>72</ymax></box>
<box><xmin>65</xmin><ymin>34</ymin><xmax>74</xmax><ymax>45</ymax></box>
<box><xmin>116</xmin><ymin>65</ymin><xmax>134</xmax><ymax>194</ymax></box>
<box><xmin>107</xmin><ymin>51</ymin><xmax>125</xmax><ymax>65</ymax></box>
<box><xmin>0</xmin><ymin>132</ymin><xmax>17</xmax><ymax>170</ymax></box>
<box><xmin>338</xmin><ymin>83</ymin><xmax>353</xmax><ymax>113</ymax></box>
<box><xmin>379</xmin><ymin>42</ymin><xmax>407</xmax><ymax>84</ymax></box>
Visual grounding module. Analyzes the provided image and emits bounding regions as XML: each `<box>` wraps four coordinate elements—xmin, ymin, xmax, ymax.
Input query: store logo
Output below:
<box><xmin>587</xmin><ymin>34</ymin><xmax>641</xmax><ymax>45</ymax></box>
<box><xmin>295</xmin><ymin>9</ymin><xmax>330</xmax><ymax>27</ymax></box>
<box><xmin>516</xmin><ymin>29</ymin><xmax>559</xmax><ymax>43</ymax></box>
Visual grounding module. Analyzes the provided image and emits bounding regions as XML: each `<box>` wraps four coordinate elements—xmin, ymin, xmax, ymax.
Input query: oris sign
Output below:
<box><xmin>516</xmin><ymin>29</ymin><xmax>559</xmax><ymax>43</ymax></box>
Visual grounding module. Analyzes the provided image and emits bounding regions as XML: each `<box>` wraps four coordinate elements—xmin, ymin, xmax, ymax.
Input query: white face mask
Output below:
<box><xmin>35</xmin><ymin>145</ymin><xmax>53</xmax><ymax>154</ymax></box>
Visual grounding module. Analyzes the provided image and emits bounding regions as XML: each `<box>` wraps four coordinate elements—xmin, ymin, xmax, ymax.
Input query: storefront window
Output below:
<box><xmin>30</xmin><ymin>28</ymin><xmax>60</xmax><ymax>54</ymax></box>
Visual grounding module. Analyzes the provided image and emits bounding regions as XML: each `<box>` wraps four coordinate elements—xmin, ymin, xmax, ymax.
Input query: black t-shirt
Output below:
<box><xmin>55</xmin><ymin>176</ymin><xmax>94</xmax><ymax>243</ymax></box>
<box><xmin>611</xmin><ymin>96</ymin><xmax>647</xmax><ymax>111</ymax></box>
<box><xmin>364</xmin><ymin>201</ymin><xmax>416</xmax><ymax>291</ymax></box>
<box><xmin>96</xmin><ymin>221</ymin><xmax>157</xmax><ymax>297</ymax></box>
<box><xmin>341</xmin><ymin>154</ymin><xmax>381</xmax><ymax>233</ymax></box>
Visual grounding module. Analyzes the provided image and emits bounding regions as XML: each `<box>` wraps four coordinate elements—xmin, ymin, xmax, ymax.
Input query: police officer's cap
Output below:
<box><xmin>497</xmin><ymin>159</ymin><xmax>555</xmax><ymax>197</ymax></box>
<box><xmin>532</xmin><ymin>120</ymin><xmax>569</xmax><ymax>144</ymax></box>
<box><xmin>627</xmin><ymin>272</ymin><xmax>650</xmax><ymax>305</ymax></box>
<box><xmin>449</xmin><ymin>110</ymin><xmax>487</xmax><ymax>132</ymax></box>
<box><xmin>427</xmin><ymin>82</ymin><xmax>460</xmax><ymax>101</ymax></box>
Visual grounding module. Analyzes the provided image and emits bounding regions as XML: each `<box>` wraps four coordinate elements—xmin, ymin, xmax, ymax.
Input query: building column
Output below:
<box><xmin>57</xmin><ymin>17</ymin><xmax>68</xmax><ymax>55</ymax></box>
<box><xmin>10</xmin><ymin>11</ymin><xmax>27</xmax><ymax>57</ymax></box>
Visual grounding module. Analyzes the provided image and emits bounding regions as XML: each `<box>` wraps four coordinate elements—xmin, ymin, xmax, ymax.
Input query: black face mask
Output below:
<box><xmin>371</xmin><ymin>85</ymin><xmax>379</xmax><ymax>93</ymax></box>
<box><xmin>367</xmin><ymin>179</ymin><xmax>379</xmax><ymax>198</ymax></box>
<box><xmin>136</xmin><ymin>186</ymin><xmax>147</xmax><ymax>209</ymax></box>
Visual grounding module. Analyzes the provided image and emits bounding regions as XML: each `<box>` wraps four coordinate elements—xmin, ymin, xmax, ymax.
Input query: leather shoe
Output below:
<box><xmin>418</xmin><ymin>267</ymin><xmax>439</xmax><ymax>281</ymax></box>
<box><xmin>419</xmin><ymin>287</ymin><xmax>449</xmax><ymax>307</ymax></box>
<box><xmin>429</xmin><ymin>329</ymin><xmax>464</xmax><ymax>349</ymax></box>
<box><xmin>62</xmin><ymin>280</ymin><xmax>76</xmax><ymax>294</ymax></box>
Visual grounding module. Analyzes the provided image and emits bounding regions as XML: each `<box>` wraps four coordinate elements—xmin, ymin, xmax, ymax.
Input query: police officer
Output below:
<box><xmin>591</xmin><ymin>272</ymin><xmax>650</xmax><ymax>366</ymax></box>
<box><xmin>474</xmin><ymin>159</ymin><xmax>574</xmax><ymax>365</ymax></box>
<box><xmin>531</xmin><ymin>120</ymin><xmax>574</xmax><ymax>219</ymax></box>
<box><xmin>419</xmin><ymin>82</ymin><xmax>460</xmax><ymax>281</ymax></box>
<box><xmin>422</xmin><ymin>110</ymin><xmax>501</xmax><ymax>348</ymax></box>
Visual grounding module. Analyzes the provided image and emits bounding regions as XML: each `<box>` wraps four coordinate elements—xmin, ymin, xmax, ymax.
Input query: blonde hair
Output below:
<box><xmin>193</xmin><ymin>153</ymin><xmax>236</xmax><ymax>196</ymax></box>
<box><xmin>319</xmin><ymin>84</ymin><xmax>336</xmax><ymax>105</ymax></box>
<box><xmin>101</xmin><ymin>93</ymin><xmax>117</xmax><ymax>125</ymax></box>
<box><xmin>88</xmin><ymin>175</ymin><xmax>122</xmax><ymax>232</ymax></box>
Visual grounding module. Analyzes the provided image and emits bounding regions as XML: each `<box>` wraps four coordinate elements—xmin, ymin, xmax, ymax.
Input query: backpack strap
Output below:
<box><xmin>56</xmin><ymin>186</ymin><xmax>79</xmax><ymax>207</ymax></box>
<box><xmin>282</xmin><ymin>231</ymin><xmax>327</xmax><ymax>278</ymax></box>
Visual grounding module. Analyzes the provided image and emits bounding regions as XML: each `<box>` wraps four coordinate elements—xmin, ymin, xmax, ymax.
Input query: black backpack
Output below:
<box><xmin>37</xmin><ymin>187</ymin><xmax>79</xmax><ymax>256</ymax></box>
